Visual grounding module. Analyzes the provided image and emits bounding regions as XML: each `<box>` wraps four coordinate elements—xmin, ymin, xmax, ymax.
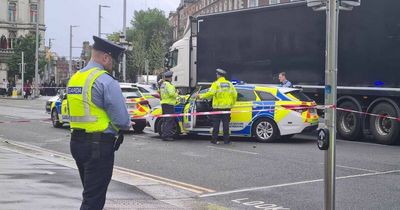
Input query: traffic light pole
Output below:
<box><xmin>324</xmin><ymin>0</ymin><xmax>339</xmax><ymax>209</ymax></box>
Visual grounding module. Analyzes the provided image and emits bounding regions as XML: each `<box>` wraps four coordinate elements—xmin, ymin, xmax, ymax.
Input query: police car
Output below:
<box><xmin>50</xmin><ymin>84</ymin><xmax>150</xmax><ymax>132</ymax></box>
<box><xmin>147</xmin><ymin>85</ymin><xmax>319</xmax><ymax>142</ymax></box>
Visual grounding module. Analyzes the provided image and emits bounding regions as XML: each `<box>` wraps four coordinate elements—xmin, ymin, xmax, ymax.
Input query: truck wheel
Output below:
<box><xmin>51</xmin><ymin>109</ymin><xmax>62</xmax><ymax>128</ymax></box>
<box><xmin>337</xmin><ymin>101</ymin><xmax>362</xmax><ymax>141</ymax></box>
<box><xmin>132</xmin><ymin>121</ymin><xmax>147</xmax><ymax>133</ymax></box>
<box><xmin>369</xmin><ymin>102</ymin><xmax>400</xmax><ymax>145</ymax></box>
<box><xmin>252</xmin><ymin>118</ymin><xmax>279</xmax><ymax>143</ymax></box>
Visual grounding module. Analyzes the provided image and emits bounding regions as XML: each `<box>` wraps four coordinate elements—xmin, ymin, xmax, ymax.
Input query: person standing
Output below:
<box><xmin>278</xmin><ymin>72</ymin><xmax>293</xmax><ymax>88</ymax></box>
<box><xmin>23</xmin><ymin>80</ymin><xmax>31</xmax><ymax>99</ymax></box>
<box><xmin>67</xmin><ymin>36</ymin><xmax>131</xmax><ymax>210</ymax></box>
<box><xmin>159</xmin><ymin>71</ymin><xmax>179</xmax><ymax>141</ymax></box>
<box><xmin>1</xmin><ymin>79</ymin><xmax>8</xmax><ymax>96</ymax></box>
<box><xmin>197</xmin><ymin>69</ymin><xmax>237</xmax><ymax>144</ymax></box>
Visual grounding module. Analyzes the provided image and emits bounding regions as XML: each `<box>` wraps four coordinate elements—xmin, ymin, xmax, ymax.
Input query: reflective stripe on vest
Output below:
<box><xmin>67</xmin><ymin>68</ymin><xmax>112</xmax><ymax>132</ymax></box>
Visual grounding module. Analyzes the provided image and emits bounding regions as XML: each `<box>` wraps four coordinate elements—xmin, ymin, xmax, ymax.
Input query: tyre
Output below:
<box><xmin>159</xmin><ymin>118</ymin><xmax>180</xmax><ymax>139</ymax></box>
<box><xmin>281</xmin><ymin>134</ymin><xmax>295</xmax><ymax>140</ymax></box>
<box><xmin>369</xmin><ymin>102</ymin><xmax>400</xmax><ymax>145</ymax></box>
<box><xmin>337</xmin><ymin>101</ymin><xmax>362</xmax><ymax>140</ymax></box>
<box><xmin>51</xmin><ymin>109</ymin><xmax>62</xmax><ymax>128</ymax></box>
<box><xmin>132</xmin><ymin>120</ymin><xmax>147</xmax><ymax>133</ymax></box>
<box><xmin>252</xmin><ymin>118</ymin><xmax>279</xmax><ymax>143</ymax></box>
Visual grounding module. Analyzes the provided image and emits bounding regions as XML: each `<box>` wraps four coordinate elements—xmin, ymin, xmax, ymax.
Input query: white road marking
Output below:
<box><xmin>200</xmin><ymin>169</ymin><xmax>400</xmax><ymax>197</ymax></box>
<box><xmin>319</xmin><ymin>163</ymin><xmax>381</xmax><ymax>173</ymax></box>
<box><xmin>207</xmin><ymin>146</ymin><xmax>259</xmax><ymax>155</ymax></box>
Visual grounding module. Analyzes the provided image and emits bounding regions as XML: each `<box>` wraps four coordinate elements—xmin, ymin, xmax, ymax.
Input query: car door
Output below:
<box><xmin>230</xmin><ymin>88</ymin><xmax>257</xmax><ymax>131</ymax></box>
<box><xmin>61</xmin><ymin>94</ymin><xmax>69</xmax><ymax>122</ymax></box>
<box><xmin>183</xmin><ymin>87</ymin><xmax>202</xmax><ymax>131</ymax></box>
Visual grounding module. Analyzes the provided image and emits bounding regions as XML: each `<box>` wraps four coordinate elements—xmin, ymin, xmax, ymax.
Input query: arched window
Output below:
<box><xmin>1</xmin><ymin>36</ymin><xmax>8</xmax><ymax>49</ymax></box>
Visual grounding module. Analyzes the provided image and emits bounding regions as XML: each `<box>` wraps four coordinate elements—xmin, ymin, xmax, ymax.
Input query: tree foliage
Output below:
<box><xmin>124</xmin><ymin>8</ymin><xmax>171</xmax><ymax>81</ymax></box>
<box><xmin>7</xmin><ymin>35</ymin><xmax>46</xmax><ymax>82</ymax></box>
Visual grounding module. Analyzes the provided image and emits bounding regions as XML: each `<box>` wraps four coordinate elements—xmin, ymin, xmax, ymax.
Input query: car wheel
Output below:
<box><xmin>51</xmin><ymin>109</ymin><xmax>62</xmax><ymax>128</ymax></box>
<box><xmin>369</xmin><ymin>102</ymin><xmax>400</xmax><ymax>145</ymax></box>
<box><xmin>159</xmin><ymin>118</ymin><xmax>180</xmax><ymax>139</ymax></box>
<box><xmin>337</xmin><ymin>101</ymin><xmax>362</xmax><ymax>141</ymax></box>
<box><xmin>252</xmin><ymin>118</ymin><xmax>279</xmax><ymax>143</ymax></box>
<box><xmin>132</xmin><ymin>121</ymin><xmax>147</xmax><ymax>133</ymax></box>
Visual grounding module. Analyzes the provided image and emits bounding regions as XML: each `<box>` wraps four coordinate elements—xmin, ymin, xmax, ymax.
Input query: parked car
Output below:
<box><xmin>147</xmin><ymin>84</ymin><xmax>319</xmax><ymax>142</ymax></box>
<box><xmin>127</xmin><ymin>83</ymin><xmax>160</xmax><ymax>109</ymax></box>
<box><xmin>49</xmin><ymin>84</ymin><xmax>150</xmax><ymax>132</ymax></box>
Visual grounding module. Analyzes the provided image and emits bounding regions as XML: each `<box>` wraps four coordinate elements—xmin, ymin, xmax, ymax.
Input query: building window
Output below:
<box><xmin>0</xmin><ymin>36</ymin><xmax>8</xmax><ymax>49</ymax></box>
<box><xmin>8</xmin><ymin>2</ymin><xmax>17</xmax><ymax>22</ymax></box>
<box><xmin>270</xmin><ymin>0</ymin><xmax>280</xmax><ymax>4</ymax></box>
<box><xmin>30</xmin><ymin>4</ymin><xmax>38</xmax><ymax>23</ymax></box>
<box><xmin>248</xmin><ymin>0</ymin><xmax>258</xmax><ymax>7</ymax></box>
<box><xmin>8</xmin><ymin>31</ymin><xmax>17</xmax><ymax>49</ymax></box>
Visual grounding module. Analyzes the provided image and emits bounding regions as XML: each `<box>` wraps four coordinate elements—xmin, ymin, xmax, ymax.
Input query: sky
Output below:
<box><xmin>45</xmin><ymin>0</ymin><xmax>180</xmax><ymax>58</ymax></box>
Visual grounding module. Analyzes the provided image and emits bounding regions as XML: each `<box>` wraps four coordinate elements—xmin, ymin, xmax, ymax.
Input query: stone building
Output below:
<box><xmin>0</xmin><ymin>0</ymin><xmax>46</xmax><ymax>82</ymax></box>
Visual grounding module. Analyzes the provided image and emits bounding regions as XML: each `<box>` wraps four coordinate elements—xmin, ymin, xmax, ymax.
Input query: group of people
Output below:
<box><xmin>158</xmin><ymin>70</ymin><xmax>293</xmax><ymax>144</ymax></box>
<box><xmin>1</xmin><ymin>79</ymin><xmax>16</xmax><ymax>96</ymax></box>
<box><xmin>158</xmin><ymin>69</ymin><xmax>237</xmax><ymax>144</ymax></box>
<box><xmin>61</xmin><ymin>34</ymin><xmax>296</xmax><ymax>210</ymax></box>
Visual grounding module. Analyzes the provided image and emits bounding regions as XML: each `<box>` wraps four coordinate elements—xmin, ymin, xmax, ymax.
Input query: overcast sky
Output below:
<box><xmin>45</xmin><ymin>0</ymin><xmax>180</xmax><ymax>58</ymax></box>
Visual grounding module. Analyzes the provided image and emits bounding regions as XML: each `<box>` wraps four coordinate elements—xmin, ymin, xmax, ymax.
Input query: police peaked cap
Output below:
<box><xmin>216</xmin><ymin>68</ymin><xmax>227</xmax><ymax>75</ymax></box>
<box><xmin>92</xmin><ymin>36</ymin><xmax>125</xmax><ymax>61</ymax></box>
<box><xmin>164</xmin><ymin>71</ymin><xmax>173</xmax><ymax>78</ymax></box>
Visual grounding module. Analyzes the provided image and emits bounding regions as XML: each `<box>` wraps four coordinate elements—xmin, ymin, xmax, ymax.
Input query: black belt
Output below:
<box><xmin>71</xmin><ymin>130</ymin><xmax>116</xmax><ymax>142</ymax></box>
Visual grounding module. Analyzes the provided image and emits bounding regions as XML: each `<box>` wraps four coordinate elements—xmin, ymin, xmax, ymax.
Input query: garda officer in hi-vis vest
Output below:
<box><xmin>67</xmin><ymin>36</ymin><xmax>131</xmax><ymax>210</ymax></box>
<box><xmin>159</xmin><ymin>71</ymin><xmax>179</xmax><ymax>141</ymax></box>
<box><xmin>197</xmin><ymin>69</ymin><xmax>237</xmax><ymax>144</ymax></box>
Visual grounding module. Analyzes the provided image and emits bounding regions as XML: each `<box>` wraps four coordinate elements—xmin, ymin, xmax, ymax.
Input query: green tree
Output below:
<box><xmin>129</xmin><ymin>8</ymin><xmax>170</xmax><ymax>49</ymax></box>
<box><xmin>7</xmin><ymin>35</ymin><xmax>47</xmax><ymax>82</ymax></box>
<box><xmin>107</xmin><ymin>32</ymin><xmax>120</xmax><ymax>43</ymax></box>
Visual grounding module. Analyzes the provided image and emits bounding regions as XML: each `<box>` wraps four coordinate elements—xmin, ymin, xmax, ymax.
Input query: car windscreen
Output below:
<box><xmin>285</xmin><ymin>90</ymin><xmax>313</xmax><ymax>102</ymax></box>
<box><xmin>121</xmin><ymin>88</ymin><xmax>142</xmax><ymax>98</ymax></box>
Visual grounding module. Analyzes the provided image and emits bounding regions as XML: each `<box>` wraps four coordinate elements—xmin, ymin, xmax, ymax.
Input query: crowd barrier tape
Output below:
<box><xmin>1</xmin><ymin>104</ymin><xmax>399</xmax><ymax>124</ymax></box>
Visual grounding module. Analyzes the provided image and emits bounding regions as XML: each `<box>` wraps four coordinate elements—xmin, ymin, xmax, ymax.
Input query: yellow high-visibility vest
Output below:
<box><xmin>160</xmin><ymin>81</ymin><xmax>178</xmax><ymax>105</ymax></box>
<box><xmin>200</xmin><ymin>77</ymin><xmax>237</xmax><ymax>109</ymax></box>
<box><xmin>67</xmin><ymin>68</ymin><xmax>113</xmax><ymax>133</ymax></box>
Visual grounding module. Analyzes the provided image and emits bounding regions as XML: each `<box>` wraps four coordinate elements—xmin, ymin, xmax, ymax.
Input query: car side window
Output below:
<box><xmin>138</xmin><ymin>87</ymin><xmax>150</xmax><ymax>93</ymax></box>
<box><xmin>237</xmin><ymin>89</ymin><xmax>256</xmax><ymax>102</ymax></box>
<box><xmin>256</xmin><ymin>91</ymin><xmax>279</xmax><ymax>101</ymax></box>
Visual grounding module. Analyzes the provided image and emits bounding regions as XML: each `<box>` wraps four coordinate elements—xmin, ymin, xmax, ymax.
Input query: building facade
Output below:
<box><xmin>0</xmin><ymin>0</ymin><xmax>46</xmax><ymax>82</ymax></box>
<box><xmin>170</xmin><ymin>0</ymin><xmax>298</xmax><ymax>41</ymax></box>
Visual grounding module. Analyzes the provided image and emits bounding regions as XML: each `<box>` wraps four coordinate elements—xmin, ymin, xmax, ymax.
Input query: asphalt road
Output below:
<box><xmin>1</xmin><ymin>98</ymin><xmax>399</xmax><ymax>210</ymax></box>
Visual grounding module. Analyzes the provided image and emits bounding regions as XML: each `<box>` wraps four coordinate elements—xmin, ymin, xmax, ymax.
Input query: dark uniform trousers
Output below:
<box><xmin>70</xmin><ymin>131</ymin><xmax>116</xmax><ymax>210</ymax></box>
<box><xmin>212</xmin><ymin>108</ymin><xmax>231</xmax><ymax>142</ymax></box>
<box><xmin>160</xmin><ymin>104</ymin><xmax>176</xmax><ymax>139</ymax></box>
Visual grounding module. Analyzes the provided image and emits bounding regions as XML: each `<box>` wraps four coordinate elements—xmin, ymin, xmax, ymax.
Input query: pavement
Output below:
<box><xmin>0</xmin><ymin>141</ymin><xmax>183</xmax><ymax>210</ymax></box>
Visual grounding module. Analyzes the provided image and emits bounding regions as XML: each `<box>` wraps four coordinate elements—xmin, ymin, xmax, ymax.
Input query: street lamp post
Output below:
<box><xmin>307</xmin><ymin>0</ymin><xmax>360</xmax><ymax>209</ymax></box>
<box><xmin>34</xmin><ymin>1</ymin><xmax>40</xmax><ymax>97</ymax></box>
<box><xmin>122</xmin><ymin>0</ymin><xmax>127</xmax><ymax>82</ymax></box>
<box><xmin>98</xmin><ymin>5</ymin><xmax>111</xmax><ymax>37</ymax></box>
<box><xmin>69</xmin><ymin>25</ymin><xmax>79</xmax><ymax>78</ymax></box>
